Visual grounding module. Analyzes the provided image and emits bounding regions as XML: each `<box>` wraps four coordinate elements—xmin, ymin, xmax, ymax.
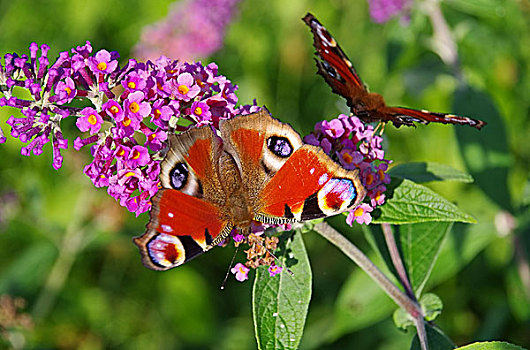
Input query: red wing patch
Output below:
<box><xmin>256</xmin><ymin>145</ymin><xmax>365</xmax><ymax>222</ymax></box>
<box><xmin>133</xmin><ymin>189</ymin><xmax>231</xmax><ymax>270</ymax></box>
<box><xmin>185</xmin><ymin>138</ymin><xmax>215</xmax><ymax>179</ymax></box>
<box><xmin>229</xmin><ymin>128</ymin><xmax>265</xmax><ymax>166</ymax></box>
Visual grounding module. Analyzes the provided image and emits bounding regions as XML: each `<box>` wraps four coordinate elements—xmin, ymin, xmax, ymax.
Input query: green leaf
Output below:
<box><xmin>399</xmin><ymin>222</ymin><xmax>453</xmax><ymax>294</ymax></box>
<box><xmin>427</xmin><ymin>221</ymin><xmax>497</xmax><ymax>287</ymax></box>
<box><xmin>410</xmin><ymin>323</ymin><xmax>456</xmax><ymax>350</ymax></box>
<box><xmin>455</xmin><ymin>341</ymin><xmax>527</xmax><ymax>350</ymax></box>
<box><xmin>326</xmin><ymin>254</ymin><xmax>396</xmax><ymax>341</ymax></box>
<box><xmin>453</xmin><ymin>85</ymin><xmax>513</xmax><ymax>212</ymax></box>
<box><xmin>252</xmin><ymin>231</ymin><xmax>312</xmax><ymax>350</ymax></box>
<box><xmin>372</xmin><ymin>179</ymin><xmax>476</xmax><ymax>224</ymax></box>
<box><xmin>362</xmin><ymin>222</ymin><xmax>452</xmax><ymax>295</ymax></box>
<box><xmin>420</xmin><ymin>293</ymin><xmax>443</xmax><ymax>321</ymax></box>
<box><xmin>393</xmin><ymin>293</ymin><xmax>443</xmax><ymax>331</ymax></box>
<box><xmin>388</xmin><ymin>162</ymin><xmax>473</xmax><ymax>183</ymax></box>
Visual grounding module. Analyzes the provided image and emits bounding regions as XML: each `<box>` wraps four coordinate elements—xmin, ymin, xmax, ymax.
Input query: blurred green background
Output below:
<box><xmin>0</xmin><ymin>0</ymin><xmax>529</xmax><ymax>349</ymax></box>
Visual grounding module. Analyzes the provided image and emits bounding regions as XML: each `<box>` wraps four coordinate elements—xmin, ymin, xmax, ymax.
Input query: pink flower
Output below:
<box><xmin>173</xmin><ymin>72</ymin><xmax>200</xmax><ymax>101</ymax></box>
<box><xmin>76</xmin><ymin>107</ymin><xmax>103</xmax><ymax>134</ymax></box>
<box><xmin>190</xmin><ymin>100</ymin><xmax>211</xmax><ymax>124</ymax></box>
<box><xmin>268</xmin><ymin>264</ymin><xmax>282</xmax><ymax>277</ymax></box>
<box><xmin>145</xmin><ymin>129</ymin><xmax>167</xmax><ymax>152</ymax></box>
<box><xmin>346</xmin><ymin>203</ymin><xmax>373</xmax><ymax>225</ymax></box>
<box><xmin>124</xmin><ymin>91</ymin><xmax>151</xmax><ymax>120</ymax></box>
<box><xmin>54</xmin><ymin>77</ymin><xmax>76</xmax><ymax>103</ymax></box>
<box><xmin>87</xmin><ymin>49</ymin><xmax>118</xmax><ymax>74</ymax></box>
<box><xmin>231</xmin><ymin>263</ymin><xmax>249</xmax><ymax>282</ymax></box>
<box><xmin>103</xmin><ymin>100</ymin><xmax>124</xmax><ymax>122</ymax></box>
<box><xmin>321</xmin><ymin>119</ymin><xmax>345</xmax><ymax>138</ymax></box>
<box><xmin>128</xmin><ymin>145</ymin><xmax>150</xmax><ymax>168</ymax></box>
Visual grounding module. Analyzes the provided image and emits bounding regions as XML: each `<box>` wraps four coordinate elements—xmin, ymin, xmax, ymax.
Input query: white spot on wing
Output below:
<box><xmin>168</xmin><ymin>212</ymin><xmax>174</xmax><ymax>218</ymax></box>
<box><xmin>161</xmin><ymin>225</ymin><xmax>173</xmax><ymax>233</ymax></box>
<box><xmin>309</xmin><ymin>167</ymin><xmax>315</xmax><ymax>175</ymax></box>
<box><xmin>318</xmin><ymin>173</ymin><xmax>328</xmax><ymax>185</ymax></box>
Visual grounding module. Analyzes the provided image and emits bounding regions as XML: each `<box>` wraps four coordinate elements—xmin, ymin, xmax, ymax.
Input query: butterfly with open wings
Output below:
<box><xmin>134</xmin><ymin>110</ymin><xmax>366</xmax><ymax>270</ymax></box>
<box><xmin>302</xmin><ymin>13</ymin><xmax>486</xmax><ymax>129</ymax></box>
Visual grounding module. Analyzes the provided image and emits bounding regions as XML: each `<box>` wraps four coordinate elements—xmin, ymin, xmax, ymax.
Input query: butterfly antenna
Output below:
<box><xmin>220</xmin><ymin>245</ymin><xmax>240</xmax><ymax>290</ymax></box>
<box><xmin>256</xmin><ymin>239</ymin><xmax>294</xmax><ymax>277</ymax></box>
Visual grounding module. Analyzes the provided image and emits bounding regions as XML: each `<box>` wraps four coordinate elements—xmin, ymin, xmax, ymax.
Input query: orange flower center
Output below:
<box><xmin>97</xmin><ymin>62</ymin><xmax>107</xmax><ymax>71</ymax></box>
<box><xmin>343</xmin><ymin>152</ymin><xmax>353</xmax><ymax>164</ymax></box>
<box><xmin>65</xmin><ymin>87</ymin><xmax>72</xmax><ymax>95</ymax></box>
<box><xmin>127</xmin><ymin>81</ymin><xmax>136</xmax><ymax>89</ymax></box>
<box><xmin>365</xmin><ymin>174</ymin><xmax>374</xmax><ymax>186</ymax></box>
<box><xmin>378</xmin><ymin>169</ymin><xmax>385</xmax><ymax>181</ymax></box>
<box><xmin>110</xmin><ymin>105</ymin><xmax>120</xmax><ymax>115</ymax></box>
<box><xmin>194</xmin><ymin>107</ymin><xmax>203</xmax><ymax>116</ymax></box>
<box><xmin>354</xmin><ymin>206</ymin><xmax>365</xmax><ymax>217</ymax></box>
<box><xmin>148</xmin><ymin>133</ymin><xmax>156</xmax><ymax>141</ymax></box>
<box><xmin>117</xmin><ymin>148</ymin><xmax>125</xmax><ymax>157</ymax></box>
<box><xmin>129</xmin><ymin>102</ymin><xmax>140</xmax><ymax>113</ymax></box>
<box><xmin>88</xmin><ymin>114</ymin><xmax>98</xmax><ymax>125</ymax></box>
<box><xmin>125</xmin><ymin>171</ymin><xmax>136</xmax><ymax>177</ymax></box>
<box><xmin>178</xmin><ymin>84</ymin><xmax>189</xmax><ymax>95</ymax></box>
<box><xmin>153</xmin><ymin>109</ymin><xmax>161</xmax><ymax>119</ymax></box>
<box><xmin>122</xmin><ymin>117</ymin><xmax>131</xmax><ymax>127</ymax></box>
<box><xmin>132</xmin><ymin>150</ymin><xmax>140</xmax><ymax>160</ymax></box>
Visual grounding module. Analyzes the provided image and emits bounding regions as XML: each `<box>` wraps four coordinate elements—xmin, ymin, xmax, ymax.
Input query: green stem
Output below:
<box><xmin>32</xmin><ymin>187</ymin><xmax>94</xmax><ymax>320</ymax></box>
<box><xmin>313</xmin><ymin>222</ymin><xmax>423</xmax><ymax>319</ymax></box>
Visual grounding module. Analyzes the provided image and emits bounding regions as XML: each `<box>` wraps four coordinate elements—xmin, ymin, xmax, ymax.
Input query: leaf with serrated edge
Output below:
<box><xmin>373</xmin><ymin>179</ymin><xmax>476</xmax><ymax>225</ymax></box>
<box><xmin>253</xmin><ymin>232</ymin><xmax>312</xmax><ymax>350</ymax></box>
<box><xmin>389</xmin><ymin>162</ymin><xmax>473</xmax><ymax>183</ymax></box>
<box><xmin>455</xmin><ymin>341</ymin><xmax>527</xmax><ymax>350</ymax></box>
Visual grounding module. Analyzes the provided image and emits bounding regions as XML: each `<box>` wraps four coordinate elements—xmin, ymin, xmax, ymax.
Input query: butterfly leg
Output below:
<box><xmin>373</xmin><ymin>121</ymin><xmax>387</xmax><ymax>136</ymax></box>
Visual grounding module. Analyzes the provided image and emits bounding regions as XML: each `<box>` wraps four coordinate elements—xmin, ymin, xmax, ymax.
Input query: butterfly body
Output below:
<box><xmin>303</xmin><ymin>13</ymin><xmax>486</xmax><ymax>129</ymax></box>
<box><xmin>134</xmin><ymin>110</ymin><xmax>366</xmax><ymax>270</ymax></box>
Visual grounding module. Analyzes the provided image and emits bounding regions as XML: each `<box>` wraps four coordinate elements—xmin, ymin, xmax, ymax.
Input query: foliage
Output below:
<box><xmin>1</xmin><ymin>0</ymin><xmax>529</xmax><ymax>349</ymax></box>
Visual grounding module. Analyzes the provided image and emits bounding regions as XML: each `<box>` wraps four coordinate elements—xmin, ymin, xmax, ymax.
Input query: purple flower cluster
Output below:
<box><xmin>304</xmin><ymin>114</ymin><xmax>391</xmax><ymax>225</ymax></box>
<box><xmin>1</xmin><ymin>42</ymin><xmax>256</xmax><ymax>216</ymax></box>
<box><xmin>367</xmin><ymin>0</ymin><xmax>412</xmax><ymax>24</ymax></box>
<box><xmin>133</xmin><ymin>0</ymin><xmax>242</xmax><ymax>62</ymax></box>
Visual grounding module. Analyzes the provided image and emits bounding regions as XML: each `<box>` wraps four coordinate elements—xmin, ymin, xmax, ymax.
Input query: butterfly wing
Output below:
<box><xmin>303</xmin><ymin>13</ymin><xmax>486</xmax><ymax>130</ymax></box>
<box><xmin>380</xmin><ymin>106</ymin><xmax>487</xmax><ymax>129</ymax></box>
<box><xmin>220</xmin><ymin>110</ymin><xmax>366</xmax><ymax>224</ymax></box>
<box><xmin>133</xmin><ymin>126</ymin><xmax>232</xmax><ymax>271</ymax></box>
<box><xmin>256</xmin><ymin>145</ymin><xmax>366</xmax><ymax>222</ymax></box>
<box><xmin>220</xmin><ymin>109</ymin><xmax>304</xmax><ymax>204</ymax></box>
<box><xmin>303</xmin><ymin>13</ymin><xmax>366</xmax><ymax>99</ymax></box>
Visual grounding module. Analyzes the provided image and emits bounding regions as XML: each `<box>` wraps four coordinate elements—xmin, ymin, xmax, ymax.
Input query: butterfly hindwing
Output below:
<box><xmin>383</xmin><ymin>106</ymin><xmax>487</xmax><ymax>129</ymax></box>
<box><xmin>256</xmin><ymin>144</ymin><xmax>366</xmax><ymax>223</ymax></box>
<box><xmin>133</xmin><ymin>189</ymin><xmax>232</xmax><ymax>270</ymax></box>
<box><xmin>134</xmin><ymin>126</ymin><xmax>233</xmax><ymax>271</ymax></box>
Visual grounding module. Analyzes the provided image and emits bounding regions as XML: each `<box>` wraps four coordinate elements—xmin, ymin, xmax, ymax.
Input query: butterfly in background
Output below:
<box><xmin>134</xmin><ymin>110</ymin><xmax>366</xmax><ymax>270</ymax></box>
<box><xmin>302</xmin><ymin>13</ymin><xmax>486</xmax><ymax>129</ymax></box>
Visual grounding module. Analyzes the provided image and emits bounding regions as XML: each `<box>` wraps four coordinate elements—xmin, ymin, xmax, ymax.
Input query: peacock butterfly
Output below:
<box><xmin>133</xmin><ymin>110</ymin><xmax>367</xmax><ymax>270</ymax></box>
<box><xmin>303</xmin><ymin>13</ymin><xmax>486</xmax><ymax>129</ymax></box>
